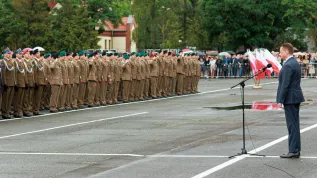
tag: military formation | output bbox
[0,48,201,119]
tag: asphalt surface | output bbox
[0,78,317,178]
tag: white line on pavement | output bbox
[191,122,317,178]
[0,112,148,140]
[0,81,279,123]
[0,152,144,157]
[1,152,317,159]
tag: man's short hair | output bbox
[281,43,294,54]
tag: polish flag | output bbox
[247,50,262,80]
[255,49,273,78]
[263,49,282,75]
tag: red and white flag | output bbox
[247,50,262,79]
[263,49,282,75]
[255,49,273,78]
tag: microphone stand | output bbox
[228,68,268,159]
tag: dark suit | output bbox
[276,56,304,153]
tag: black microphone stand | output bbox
[228,68,268,159]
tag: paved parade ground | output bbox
[0,78,317,178]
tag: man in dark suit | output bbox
[277,43,305,158]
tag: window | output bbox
[109,40,111,49]
[105,40,107,49]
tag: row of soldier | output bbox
[1,48,201,119]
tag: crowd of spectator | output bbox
[199,52,317,79]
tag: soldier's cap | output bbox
[14,48,22,54]
[59,51,66,57]
[107,53,113,57]
[114,53,118,56]
[2,48,11,54]
[0,55,4,59]
[78,51,85,57]
[44,53,51,59]
[102,51,107,56]
[176,54,179,57]
[123,54,129,60]
[130,52,136,56]
[33,49,39,54]
[87,53,93,58]
[66,52,73,56]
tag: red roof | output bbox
[48,2,58,9]
[104,17,135,31]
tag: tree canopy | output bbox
[0,0,130,52]
[1,0,317,52]
[132,0,317,51]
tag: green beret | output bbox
[123,54,130,60]
[0,55,3,59]
[78,51,84,57]
[131,52,136,56]
[59,51,66,57]
[44,53,51,59]
[87,53,93,58]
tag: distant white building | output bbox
[97,15,137,53]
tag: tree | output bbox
[13,0,51,49]
[48,0,99,52]
[282,0,317,51]
[0,0,25,49]
[201,0,289,51]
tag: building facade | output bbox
[97,15,137,53]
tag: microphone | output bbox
[262,63,272,71]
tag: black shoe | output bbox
[50,110,58,113]
[280,152,300,158]
[2,115,11,119]
[23,113,32,117]
[33,113,43,116]
[13,115,22,118]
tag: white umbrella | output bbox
[218,52,230,56]
[33,46,45,51]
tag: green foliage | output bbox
[0,0,19,49]
[0,0,129,52]
[201,0,288,50]
[47,0,99,52]
[1,0,316,52]
[132,0,317,51]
